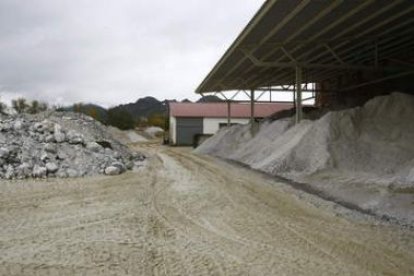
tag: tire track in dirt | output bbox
[161,146,414,275]
[166,149,338,258]
[154,149,329,274]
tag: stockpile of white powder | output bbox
[196,92,414,224]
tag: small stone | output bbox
[104,166,121,176]
[45,135,55,143]
[56,152,66,160]
[41,120,54,133]
[44,143,57,153]
[56,170,68,178]
[37,135,45,142]
[46,162,59,173]
[16,163,31,179]
[66,169,79,178]
[125,161,134,170]
[13,120,23,131]
[32,165,47,178]
[54,124,66,143]
[40,153,49,162]
[86,142,102,153]
[67,130,83,144]
[0,147,10,158]
[33,122,43,132]
[5,166,14,179]
[111,162,126,173]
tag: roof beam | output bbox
[242,48,411,71]
[324,44,345,64]
[338,70,414,92]
[280,47,297,62]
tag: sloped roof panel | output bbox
[196,0,414,93]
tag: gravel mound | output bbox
[0,111,145,179]
[144,126,164,137]
[196,92,414,224]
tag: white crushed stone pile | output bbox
[127,131,148,143]
[0,111,145,179]
[196,92,414,224]
[144,126,164,137]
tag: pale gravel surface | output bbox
[0,143,413,275]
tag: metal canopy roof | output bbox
[196,0,414,94]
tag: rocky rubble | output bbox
[0,111,145,179]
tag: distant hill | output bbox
[60,95,224,125]
[112,96,166,120]
[197,95,223,103]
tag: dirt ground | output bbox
[0,143,413,275]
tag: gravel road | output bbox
[1,144,413,275]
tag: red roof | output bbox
[169,102,293,118]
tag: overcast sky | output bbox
[0,0,263,107]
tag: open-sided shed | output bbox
[196,0,414,124]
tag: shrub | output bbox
[28,100,48,114]
[12,98,29,114]
[107,108,135,130]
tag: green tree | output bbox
[73,103,84,113]
[38,102,48,112]
[0,98,6,114]
[147,113,166,129]
[27,100,48,114]
[28,100,39,114]
[87,107,99,120]
[12,98,28,114]
[107,108,135,130]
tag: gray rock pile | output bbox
[0,111,145,179]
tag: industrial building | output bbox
[168,102,292,146]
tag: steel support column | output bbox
[250,89,255,133]
[295,67,303,124]
[227,100,231,127]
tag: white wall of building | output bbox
[169,116,177,144]
[203,117,249,134]
[169,116,249,145]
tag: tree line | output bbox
[68,103,166,130]
[0,97,166,131]
[0,97,48,115]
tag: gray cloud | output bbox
[0,0,262,107]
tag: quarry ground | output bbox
[1,142,414,275]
